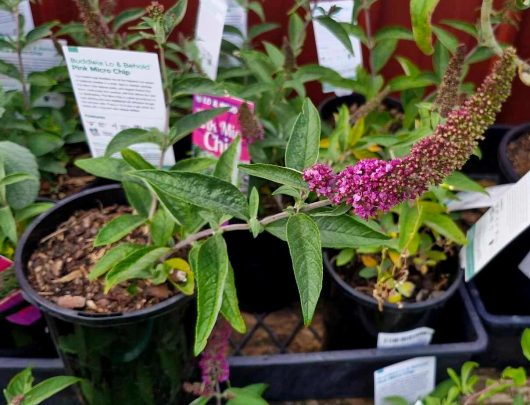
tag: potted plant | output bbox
[498,123,530,182]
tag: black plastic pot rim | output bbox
[498,122,530,183]
[324,251,463,312]
[14,184,190,327]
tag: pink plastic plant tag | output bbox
[192,94,252,163]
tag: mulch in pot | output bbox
[26,205,181,314]
[507,132,530,178]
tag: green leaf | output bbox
[336,248,354,266]
[163,0,188,35]
[220,263,246,333]
[14,202,53,223]
[0,60,19,80]
[272,185,302,200]
[432,26,458,53]
[249,187,259,219]
[105,129,165,157]
[239,163,307,189]
[248,2,265,21]
[226,386,268,405]
[441,19,478,39]
[171,107,229,145]
[516,0,530,9]
[314,215,389,248]
[287,213,322,326]
[422,212,467,245]
[288,12,305,56]
[263,41,285,69]
[195,234,229,355]
[149,208,174,246]
[399,201,423,252]
[214,136,241,185]
[171,157,216,172]
[27,72,57,87]
[121,149,155,170]
[375,26,414,42]
[75,157,130,181]
[248,22,280,42]
[133,170,249,220]
[384,396,409,405]
[105,247,170,292]
[94,214,147,247]
[501,367,527,387]
[3,367,33,403]
[373,39,398,72]
[112,8,145,32]
[0,173,36,188]
[21,376,80,405]
[123,181,151,218]
[315,15,354,54]
[359,267,377,279]
[285,98,321,171]
[88,243,143,280]
[0,142,39,210]
[521,328,530,361]
[443,172,486,193]
[25,22,57,46]
[389,74,436,91]
[26,133,64,157]
[410,0,440,55]
[466,46,494,65]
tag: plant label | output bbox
[377,327,434,349]
[192,94,251,163]
[0,254,12,271]
[0,39,66,108]
[220,0,247,68]
[462,171,530,281]
[374,357,436,405]
[312,0,363,96]
[445,184,512,212]
[63,46,175,166]
[195,0,229,79]
[0,0,34,36]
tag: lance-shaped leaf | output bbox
[239,163,307,189]
[194,234,229,354]
[220,263,246,333]
[214,135,241,185]
[105,129,166,157]
[132,170,249,220]
[399,202,424,252]
[287,213,323,326]
[410,0,440,55]
[20,376,80,405]
[94,214,147,247]
[285,98,321,171]
[75,157,130,181]
[88,243,144,280]
[422,212,467,245]
[170,107,229,145]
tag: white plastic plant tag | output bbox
[374,357,436,405]
[446,184,512,212]
[62,46,175,166]
[0,39,66,108]
[220,0,247,67]
[0,0,34,36]
[311,0,362,96]
[377,327,434,349]
[462,171,530,281]
[195,0,229,79]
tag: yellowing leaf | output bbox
[388,250,401,267]
[165,257,190,272]
[388,292,402,304]
[361,255,378,267]
[165,257,194,296]
[349,117,365,147]
[353,150,378,160]
[320,138,330,149]
[397,281,415,298]
[367,144,381,152]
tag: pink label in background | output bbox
[0,255,12,272]
[192,94,252,163]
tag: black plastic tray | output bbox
[0,286,486,402]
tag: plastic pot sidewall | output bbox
[324,251,463,348]
[498,123,530,183]
[14,184,195,404]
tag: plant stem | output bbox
[158,45,171,133]
[480,0,503,57]
[462,379,521,405]
[363,0,376,81]
[13,5,29,110]
[167,199,332,255]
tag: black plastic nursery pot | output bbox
[467,225,530,368]
[498,122,530,183]
[317,93,403,123]
[324,252,463,349]
[14,185,195,405]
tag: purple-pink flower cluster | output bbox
[198,319,231,394]
[305,49,517,219]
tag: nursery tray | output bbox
[229,286,486,401]
[0,287,486,403]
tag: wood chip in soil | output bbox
[27,205,179,314]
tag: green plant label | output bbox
[62,46,175,166]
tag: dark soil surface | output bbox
[335,254,454,304]
[27,205,179,313]
[507,132,530,178]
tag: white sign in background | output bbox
[62,46,175,166]
[0,0,34,36]
[462,171,530,281]
[374,357,436,405]
[220,0,247,67]
[312,0,363,96]
[195,0,229,80]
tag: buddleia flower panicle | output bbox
[238,103,264,144]
[304,48,517,219]
[73,0,113,48]
[434,44,467,117]
[350,87,391,123]
[146,1,165,20]
[198,320,231,395]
